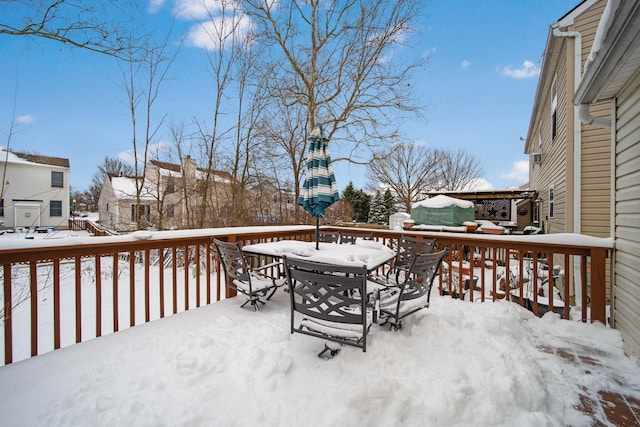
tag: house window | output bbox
[106,203,109,212]
[548,187,554,218]
[0,198,4,216]
[167,178,175,194]
[167,203,175,218]
[131,204,151,223]
[50,200,62,217]
[551,77,557,141]
[51,171,64,188]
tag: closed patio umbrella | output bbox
[298,124,340,249]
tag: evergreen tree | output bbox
[341,182,371,222]
[383,189,398,218]
[353,189,371,223]
[342,182,357,205]
[368,190,387,225]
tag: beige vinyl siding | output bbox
[529,40,570,234]
[613,70,640,359]
[581,101,612,237]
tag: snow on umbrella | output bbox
[297,124,340,248]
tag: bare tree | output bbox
[255,100,308,222]
[243,0,425,157]
[434,148,486,191]
[0,1,145,58]
[190,0,249,228]
[118,28,181,229]
[368,145,486,212]
[367,144,443,213]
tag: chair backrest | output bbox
[213,238,250,285]
[340,231,374,245]
[283,256,370,350]
[400,249,448,302]
[394,235,436,269]
[319,230,341,243]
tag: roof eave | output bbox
[575,1,640,104]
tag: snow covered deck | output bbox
[0,225,613,366]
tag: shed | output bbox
[411,195,475,226]
[389,212,410,230]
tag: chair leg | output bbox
[318,342,342,359]
[266,287,278,300]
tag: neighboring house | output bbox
[0,148,70,229]
[523,0,612,313]
[98,156,233,231]
[98,174,157,232]
[574,0,640,359]
[249,180,296,224]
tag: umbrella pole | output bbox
[316,218,320,250]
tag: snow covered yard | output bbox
[1,287,639,426]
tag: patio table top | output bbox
[242,239,395,272]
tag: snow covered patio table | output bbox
[242,239,395,273]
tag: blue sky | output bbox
[0,0,581,193]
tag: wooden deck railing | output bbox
[0,225,612,365]
[68,218,115,236]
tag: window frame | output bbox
[548,186,555,219]
[130,204,151,224]
[51,171,64,188]
[50,200,62,217]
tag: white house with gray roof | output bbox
[0,148,70,230]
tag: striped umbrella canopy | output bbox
[298,124,340,246]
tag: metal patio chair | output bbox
[283,256,374,358]
[318,230,341,243]
[378,249,448,330]
[339,231,374,245]
[387,235,436,285]
[213,238,284,310]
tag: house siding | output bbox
[0,155,70,229]
[526,0,609,305]
[581,100,612,238]
[529,39,570,235]
[613,70,640,358]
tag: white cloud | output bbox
[173,0,231,20]
[422,47,436,60]
[147,0,165,14]
[500,60,540,79]
[462,177,493,191]
[17,115,34,124]
[500,159,529,182]
[185,13,253,51]
[460,59,471,70]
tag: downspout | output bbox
[578,103,611,128]
[552,26,582,234]
[552,26,584,306]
